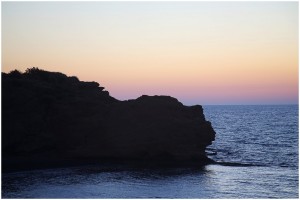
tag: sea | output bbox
[2,105,298,198]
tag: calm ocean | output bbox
[2,105,298,198]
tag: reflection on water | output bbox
[2,163,298,198]
[2,165,207,198]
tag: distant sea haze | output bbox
[2,105,298,198]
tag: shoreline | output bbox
[2,156,215,173]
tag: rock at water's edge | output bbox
[2,68,216,171]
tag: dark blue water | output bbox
[2,105,298,198]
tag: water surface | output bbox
[2,105,298,198]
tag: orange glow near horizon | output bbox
[2,2,298,105]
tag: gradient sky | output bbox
[2,1,298,105]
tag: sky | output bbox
[2,1,298,105]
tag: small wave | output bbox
[212,161,264,167]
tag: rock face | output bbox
[2,68,216,171]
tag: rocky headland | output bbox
[2,68,216,171]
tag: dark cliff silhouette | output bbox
[2,68,216,171]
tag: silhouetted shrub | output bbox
[24,67,69,84]
[25,67,42,74]
[9,70,23,78]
